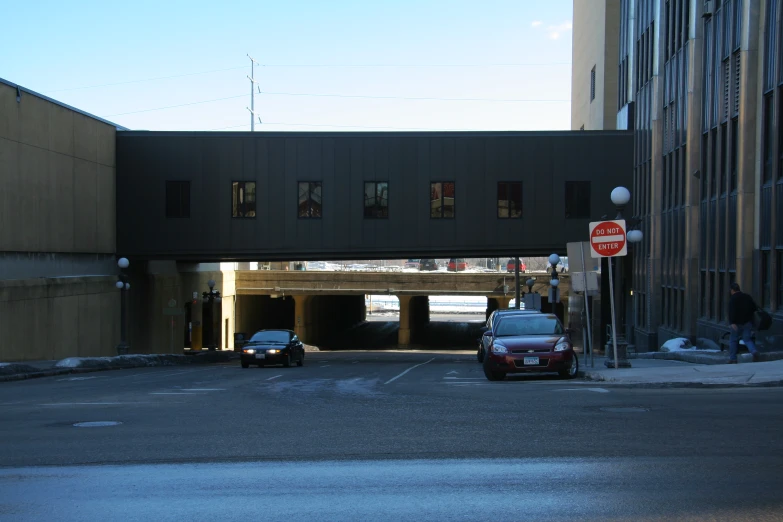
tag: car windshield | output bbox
[495,316,563,337]
[250,331,290,343]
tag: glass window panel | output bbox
[763,95,774,183]
[364,182,388,219]
[310,182,322,218]
[497,183,509,218]
[762,251,772,309]
[430,182,443,218]
[298,182,310,218]
[443,182,455,218]
[232,181,256,218]
[731,119,738,191]
[778,250,783,310]
[245,182,256,217]
[509,182,522,218]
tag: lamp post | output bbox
[116,257,130,355]
[548,254,561,314]
[605,186,636,369]
[202,279,222,351]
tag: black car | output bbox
[419,259,439,271]
[477,309,541,362]
[240,329,305,368]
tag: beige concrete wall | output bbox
[0,277,119,362]
[571,0,620,130]
[0,82,116,254]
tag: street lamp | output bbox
[526,278,535,294]
[548,254,561,312]
[605,186,635,369]
[116,257,130,355]
[202,280,222,351]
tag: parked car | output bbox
[447,258,468,272]
[240,329,305,368]
[477,309,541,362]
[419,259,439,271]
[506,259,527,273]
[481,313,578,380]
[404,259,420,269]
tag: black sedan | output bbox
[240,329,305,368]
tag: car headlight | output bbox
[267,349,279,354]
[244,349,255,354]
[555,342,570,352]
[491,344,508,354]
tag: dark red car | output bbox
[506,259,527,273]
[481,313,578,381]
[448,258,468,272]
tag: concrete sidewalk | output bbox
[581,356,783,387]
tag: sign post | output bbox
[589,220,627,369]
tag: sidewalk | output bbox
[581,356,783,387]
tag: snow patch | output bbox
[660,338,693,352]
[55,357,87,368]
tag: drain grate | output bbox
[600,407,649,413]
[73,421,123,428]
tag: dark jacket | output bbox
[729,291,757,324]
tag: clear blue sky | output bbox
[0,0,573,132]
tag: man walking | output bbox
[728,283,760,363]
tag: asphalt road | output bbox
[2,351,783,521]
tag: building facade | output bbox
[574,0,783,350]
[571,0,622,130]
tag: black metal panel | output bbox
[116,131,634,261]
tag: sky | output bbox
[0,0,574,132]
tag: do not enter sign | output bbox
[589,220,627,258]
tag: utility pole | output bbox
[247,54,259,131]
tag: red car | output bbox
[481,313,578,381]
[506,259,527,273]
[448,258,468,272]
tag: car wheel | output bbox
[483,367,505,381]
[559,354,579,379]
[283,354,292,368]
[241,362,249,369]
[297,353,304,367]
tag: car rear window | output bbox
[250,331,290,343]
[495,316,563,336]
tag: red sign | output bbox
[589,220,627,258]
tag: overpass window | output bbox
[231,181,256,218]
[430,182,455,218]
[165,181,190,218]
[298,181,322,218]
[565,181,591,219]
[497,182,522,218]
[364,182,389,218]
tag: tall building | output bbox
[574,0,783,350]
[571,0,621,130]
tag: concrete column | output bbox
[293,295,311,343]
[496,296,512,309]
[191,294,203,351]
[398,295,412,346]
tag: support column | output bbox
[398,295,412,346]
[191,293,203,351]
[293,295,311,343]
[495,296,512,309]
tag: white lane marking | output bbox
[384,358,436,385]
[446,371,459,375]
[41,402,135,406]
[352,361,359,364]
[266,375,283,381]
[56,376,98,382]
[149,392,199,395]
[180,388,226,392]
[556,387,610,393]
[320,365,331,368]
[443,377,484,380]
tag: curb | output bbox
[632,351,783,365]
[578,370,783,388]
[0,352,239,383]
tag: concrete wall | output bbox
[571,0,620,130]
[0,80,121,362]
[0,277,119,362]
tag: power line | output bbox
[106,94,248,117]
[45,65,247,93]
[259,90,569,103]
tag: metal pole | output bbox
[578,244,594,367]
[514,256,521,309]
[608,257,619,369]
[249,55,255,131]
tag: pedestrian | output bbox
[728,283,760,363]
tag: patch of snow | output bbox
[0,363,9,367]
[55,357,85,368]
[660,338,694,352]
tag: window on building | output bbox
[565,181,591,219]
[298,182,322,218]
[590,66,596,101]
[730,118,739,191]
[430,182,455,218]
[763,95,774,184]
[761,251,771,309]
[231,181,256,218]
[364,182,389,219]
[497,182,522,218]
[778,250,783,310]
[720,124,727,194]
[165,181,190,218]
[701,270,708,317]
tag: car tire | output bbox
[241,362,249,369]
[297,353,304,367]
[283,354,292,368]
[559,353,579,379]
[483,367,505,381]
